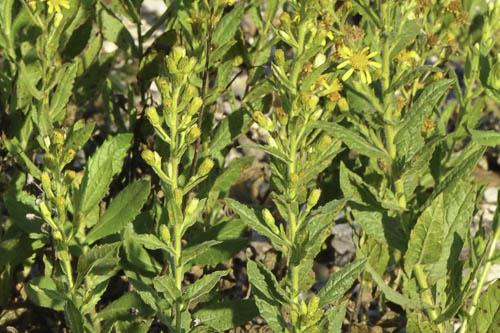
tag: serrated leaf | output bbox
[75,242,120,288]
[87,180,150,243]
[153,275,181,303]
[470,129,500,147]
[326,301,347,333]
[193,299,258,331]
[404,195,444,274]
[75,134,132,215]
[389,20,420,59]
[395,79,453,160]
[211,156,254,194]
[97,292,154,321]
[66,120,95,151]
[315,122,389,160]
[184,270,228,304]
[318,258,366,306]
[365,263,423,309]
[469,280,500,333]
[26,276,65,311]
[99,6,137,56]
[64,300,84,333]
[50,62,78,122]
[225,198,287,250]
[213,3,245,46]
[247,260,289,305]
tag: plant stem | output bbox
[459,219,500,333]
[414,264,443,332]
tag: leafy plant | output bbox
[0,0,499,332]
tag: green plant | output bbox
[0,0,499,332]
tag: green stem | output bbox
[459,220,500,333]
[414,264,443,332]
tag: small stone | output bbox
[484,187,498,204]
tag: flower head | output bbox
[45,0,70,15]
[337,47,381,84]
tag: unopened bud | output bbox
[188,97,203,116]
[338,97,349,112]
[53,229,63,241]
[145,106,161,127]
[187,125,201,144]
[62,149,76,165]
[300,300,308,316]
[141,149,162,169]
[313,54,326,68]
[275,49,285,66]
[198,158,214,176]
[307,95,320,110]
[252,111,273,131]
[185,198,200,217]
[52,129,65,147]
[308,295,320,314]
[41,172,53,198]
[174,188,184,206]
[307,189,321,208]
[39,201,52,223]
[171,46,186,63]
[159,224,171,244]
[44,153,57,170]
[262,208,279,234]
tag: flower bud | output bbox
[52,129,65,147]
[141,149,162,169]
[198,158,214,176]
[275,49,286,66]
[174,188,184,206]
[53,229,63,241]
[308,295,320,314]
[187,97,203,116]
[300,300,308,316]
[145,106,161,127]
[313,54,326,68]
[41,172,54,199]
[171,46,186,63]
[185,198,200,217]
[338,97,349,112]
[262,208,279,234]
[39,201,52,223]
[159,224,171,244]
[307,189,321,209]
[62,149,76,165]
[43,153,57,170]
[252,111,273,131]
[187,125,201,144]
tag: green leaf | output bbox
[318,258,366,306]
[225,198,287,250]
[326,301,348,333]
[97,292,154,321]
[64,300,84,333]
[389,20,420,59]
[213,3,245,46]
[49,62,78,123]
[470,129,500,147]
[404,194,444,274]
[26,277,65,311]
[75,133,132,215]
[239,143,291,163]
[98,6,137,56]
[211,156,254,194]
[365,263,423,309]
[153,275,181,303]
[75,242,120,288]
[318,122,389,160]
[193,299,259,331]
[86,180,150,243]
[192,238,247,266]
[247,260,289,305]
[395,79,453,160]
[184,270,229,304]
[469,280,500,333]
[66,120,95,151]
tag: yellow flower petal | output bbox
[368,51,378,58]
[342,68,354,81]
[337,60,351,69]
[369,61,382,69]
[359,70,367,84]
[365,70,372,84]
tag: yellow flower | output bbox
[396,50,421,69]
[45,0,70,15]
[337,47,381,84]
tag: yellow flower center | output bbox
[350,51,370,71]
